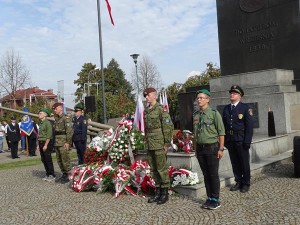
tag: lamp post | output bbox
[130,54,139,94]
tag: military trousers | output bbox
[147,149,170,188]
[55,146,71,174]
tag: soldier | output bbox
[52,102,74,184]
[6,116,21,159]
[72,102,87,165]
[193,89,225,210]
[38,108,56,182]
[222,85,254,193]
[143,87,174,205]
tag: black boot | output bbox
[148,187,161,203]
[56,173,69,183]
[157,188,169,204]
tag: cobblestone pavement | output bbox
[0,155,300,225]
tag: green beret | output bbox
[39,108,50,117]
[196,89,211,96]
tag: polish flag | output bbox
[105,0,115,25]
[134,95,145,133]
[162,90,169,113]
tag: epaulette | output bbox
[193,110,200,115]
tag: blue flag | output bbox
[20,107,34,135]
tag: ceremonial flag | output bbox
[159,92,163,105]
[20,107,34,135]
[105,0,115,25]
[162,90,169,113]
[134,95,145,133]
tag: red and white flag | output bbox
[134,95,145,133]
[162,90,169,113]
[105,0,115,25]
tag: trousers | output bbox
[39,141,55,176]
[196,143,220,199]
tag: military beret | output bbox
[74,102,84,112]
[143,87,157,97]
[229,85,244,97]
[39,108,50,117]
[196,89,211,96]
[11,116,16,120]
[52,102,63,109]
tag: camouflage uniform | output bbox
[54,113,73,174]
[144,102,174,188]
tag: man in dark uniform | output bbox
[143,87,174,205]
[222,85,254,193]
[72,102,87,165]
[6,116,21,159]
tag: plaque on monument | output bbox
[216,0,300,88]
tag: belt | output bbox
[227,130,244,135]
[55,132,66,135]
[197,143,218,148]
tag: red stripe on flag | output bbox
[105,0,115,25]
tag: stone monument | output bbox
[217,0,300,89]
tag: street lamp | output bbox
[130,54,139,94]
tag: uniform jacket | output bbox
[72,115,87,142]
[6,123,21,142]
[222,102,254,145]
[144,102,174,150]
[54,114,74,146]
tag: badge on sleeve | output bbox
[248,108,253,116]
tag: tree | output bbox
[0,48,31,108]
[132,55,162,93]
[182,62,221,91]
[74,59,135,122]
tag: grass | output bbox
[0,151,78,171]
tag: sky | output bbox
[0,0,220,108]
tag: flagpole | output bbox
[97,0,107,124]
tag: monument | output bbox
[217,0,300,89]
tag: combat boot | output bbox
[157,188,169,204]
[56,173,68,184]
[148,187,161,203]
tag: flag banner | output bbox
[163,90,169,113]
[134,95,145,133]
[20,107,34,135]
[105,0,115,25]
[159,92,163,105]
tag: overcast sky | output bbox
[0,0,220,107]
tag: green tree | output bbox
[182,62,221,91]
[74,59,135,123]
[163,83,183,124]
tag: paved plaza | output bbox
[0,148,299,225]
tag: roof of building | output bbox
[1,87,57,101]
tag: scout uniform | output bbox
[53,102,74,183]
[193,89,225,209]
[222,85,254,192]
[38,108,55,181]
[144,87,174,205]
[72,103,87,165]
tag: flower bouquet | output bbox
[171,130,194,153]
[168,166,199,187]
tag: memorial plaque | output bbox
[216,0,300,88]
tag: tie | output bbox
[231,105,235,110]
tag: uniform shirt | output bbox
[38,119,52,141]
[73,115,87,142]
[144,102,174,150]
[54,114,73,146]
[193,106,225,144]
[222,102,254,144]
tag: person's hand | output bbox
[43,145,47,152]
[163,145,169,154]
[64,143,70,150]
[243,143,251,149]
[217,150,223,159]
